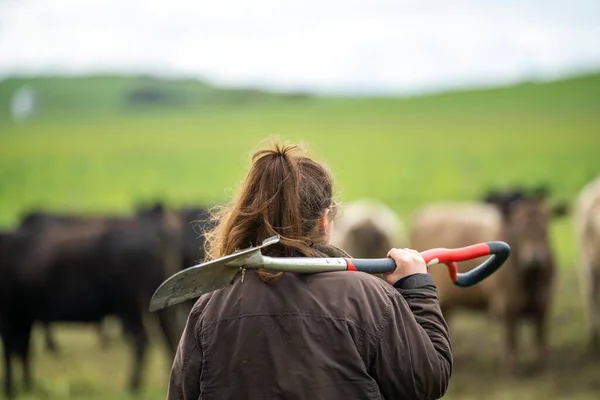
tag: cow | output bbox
[136,203,213,269]
[176,207,213,268]
[330,199,408,258]
[409,188,566,376]
[19,210,108,354]
[15,204,213,354]
[16,211,116,355]
[135,203,214,320]
[575,175,600,349]
[0,209,184,398]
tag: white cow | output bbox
[331,199,407,259]
[575,175,600,348]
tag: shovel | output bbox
[149,235,510,312]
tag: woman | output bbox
[168,141,452,400]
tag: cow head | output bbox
[484,187,567,272]
[135,201,165,218]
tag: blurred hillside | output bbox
[0,75,311,123]
[1,71,599,232]
[0,72,599,124]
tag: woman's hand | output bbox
[384,248,428,285]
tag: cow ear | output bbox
[150,202,165,214]
[483,190,500,204]
[483,189,523,219]
[134,198,165,217]
[531,184,551,200]
[487,197,515,219]
[551,202,568,218]
[483,186,523,204]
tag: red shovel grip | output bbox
[346,241,510,287]
[420,241,510,287]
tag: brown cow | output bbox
[409,190,566,375]
[331,199,407,258]
[575,175,600,348]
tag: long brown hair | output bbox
[203,140,348,282]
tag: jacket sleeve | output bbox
[167,306,203,400]
[369,273,452,400]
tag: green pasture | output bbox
[0,73,599,399]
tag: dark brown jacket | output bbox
[167,268,452,400]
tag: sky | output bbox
[0,0,599,95]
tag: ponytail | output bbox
[204,140,339,282]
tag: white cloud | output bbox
[0,0,599,94]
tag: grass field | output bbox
[1,73,600,399]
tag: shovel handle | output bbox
[346,241,510,287]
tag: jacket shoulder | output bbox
[312,271,400,315]
[189,291,215,319]
[334,271,398,297]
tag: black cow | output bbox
[135,203,213,269]
[14,204,214,356]
[0,210,184,398]
[136,204,215,316]
[176,207,213,268]
[17,212,115,354]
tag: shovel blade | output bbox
[148,261,238,311]
[148,235,280,311]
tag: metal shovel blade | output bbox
[149,235,281,311]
